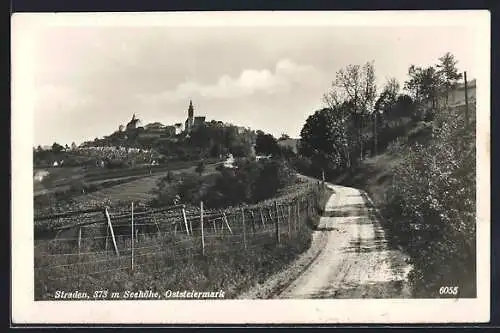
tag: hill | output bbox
[329,102,476,298]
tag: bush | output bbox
[195,161,206,175]
[407,121,433,145]
[385,108,476,297]
[106,159,127,169]
[251,159,295,202]
[201,159,296,209]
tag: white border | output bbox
[11,10,491,324]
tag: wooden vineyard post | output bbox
[222,212,233,234]
[275,201,280,245]
[298,198,302,223]
[260,208,266,228]
[464,71,469,128]
[104,207,120,256]
[296,200,300,232]
[181,205,190,236]
[200,201,205,256]
[77,227,82,256]
[250,210,256,236]
[105,222,109,253]
[287,204,292,239]
[153,215,161,236]
[131,202,135,272]
[77,226,82,289]
[241,207,247,250]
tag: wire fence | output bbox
[34,181,327,295]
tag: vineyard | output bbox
[34,180,329,299]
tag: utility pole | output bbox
[373,112,378,156]
[464,71,469,128]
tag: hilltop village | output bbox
[34,100,299,169]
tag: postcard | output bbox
[11,10,490,324]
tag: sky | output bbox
[30,19,479,146]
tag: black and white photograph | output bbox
[12,10,490,324]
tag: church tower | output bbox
[185,100,195,132]
[188,100,194,118]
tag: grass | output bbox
[36,158,220,194]
[307,185,335,229]
[34,160,222,214]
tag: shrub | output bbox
[252,159,295,202]
[385,108,476,297]
[106,159,127,169]
[201,159,296,209]
[407,121,433,145]
[176,173,207,204]
[195,161,206,175]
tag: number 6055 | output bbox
[439,286,459,295]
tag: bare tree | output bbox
[323,60,377,164]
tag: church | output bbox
[184,100,206,133]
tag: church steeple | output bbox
[188,100,194,118]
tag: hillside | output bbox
[329,102,476,297]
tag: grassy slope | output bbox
[73,163,220,204]
[333,152,403,207]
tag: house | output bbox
[223,153,236,169]
[34,170,49,182]
[126,114,140,131]
[425,79,477,110]
[174,123,183,135]
[193,116,206,128]
[164,126,176,137]
[52,160,64,167]
[145,122,164,130]
[256,155,272,161]
[277,138,299,154]
[236,126,247,134]
[446,79,476,106]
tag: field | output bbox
[34,158,220,196]
[34,159,222,214]
[73,162,220,204]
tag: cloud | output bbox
[137,59,319,104]
[35,84,95,116]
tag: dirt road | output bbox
[240,182,413,299]
[277,183,412,299]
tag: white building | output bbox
[223,154,236,168]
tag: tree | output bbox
[71,142,77,150]
[436,52,463,104]
[404,65,443,106]
[323,61,377,163]
[279,133,290,141]
[51,142,64,153]
[300,108,346,172]
[375,78,401,126]
[230,141,252,158]
[255,132,280,156]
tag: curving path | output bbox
[275,183,412,299]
